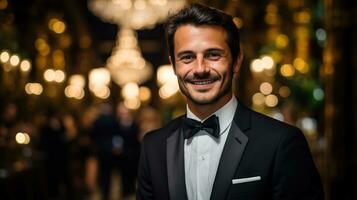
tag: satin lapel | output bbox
[167,126,188,200]
[210,121,249,200]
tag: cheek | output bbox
[175,65,191,78]
[211,61,232,76]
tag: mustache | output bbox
[184,74,220,82]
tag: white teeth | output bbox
[193,80,213,85]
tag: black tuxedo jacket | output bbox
[137,102,324,200]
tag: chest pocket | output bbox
[227,181,264,199]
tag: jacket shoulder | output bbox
[142,115,184,144]
[242,105,304,141]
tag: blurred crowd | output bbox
[0,102,163,200]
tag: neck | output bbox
[187,93,233,120]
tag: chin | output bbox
[188,93,220,105]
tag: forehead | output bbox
[173,24,229,53]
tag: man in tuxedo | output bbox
[137,3,323,200]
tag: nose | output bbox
[194,55,209,75]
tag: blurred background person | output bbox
[38,111,72,200]
[79,106,99,198]
[62,113,83,199]
[91,103,122,200]
[116,102,140,199]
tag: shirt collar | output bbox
[186,96,238,135]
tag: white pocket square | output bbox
[232,176,261,184]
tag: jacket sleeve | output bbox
[272,128,324,200]
[136,138,154,200]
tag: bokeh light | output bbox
[280,64,295,77]
[265,94,279,107]
[260,82,273,95]
[20,60,31,72]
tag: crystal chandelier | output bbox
[88,0,186,30]
[88,0,186,86]
[107,28,153,86]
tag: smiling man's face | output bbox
[172,24,240,107]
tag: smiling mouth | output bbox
[191,80,215,85]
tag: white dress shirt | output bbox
[184,96,238,200]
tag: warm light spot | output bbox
[233,17,243,29]
[280,64,295,77]
[25,84,32,94]
[94,85,110,99]
[59,34,72,48]
[35,38,50,56]
[279,86,291,98]
[25,83,43,95]
[261,55,275,70]
[75,90,85,99]
[49,18,66,34]
[16,132,26,144]
[0,0,8,10]
[20,60,31,72]
[113,0,132,10]
[157,65,176,85]
[270,51,282,63]
[265,94,278,107]
[324,64,334,75]
[24,133,30,144]
[149,0,167,6]
[9,54,20,66]
[252,93,265,106]
[14,161,26,172]
[294,11,311,24]
[32,83,43,95]
[293,58,309,73]
[134,0,146,10]
[159,84,179,99]
[40,45,50,56]
[89,68,111,86]
[54,70,66,83]
[0,50,10,63]
[16,132,31,144]
[250,59,264,73]
[35,38,46,50]
[139,86,151,102]
[266,3,278,13]
[295,27,309,38]
[44,69,56,82]
[265,13,279,25]
[122,82,139,99]
[260,82,273,95]
[65,85,84,99]
[53,49,65,68]
[124,98,141,110]
[69,74,85,88]
[275,34,289,48]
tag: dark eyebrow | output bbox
[177,50,194,58]
[205,48,225,53]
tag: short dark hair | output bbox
[165,3,240,65]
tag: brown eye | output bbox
[179,54,195,63]
[205,52,222,60]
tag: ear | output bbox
[169,56,177,74]
[233,50,243,79]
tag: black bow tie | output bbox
[182,115,220,139]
